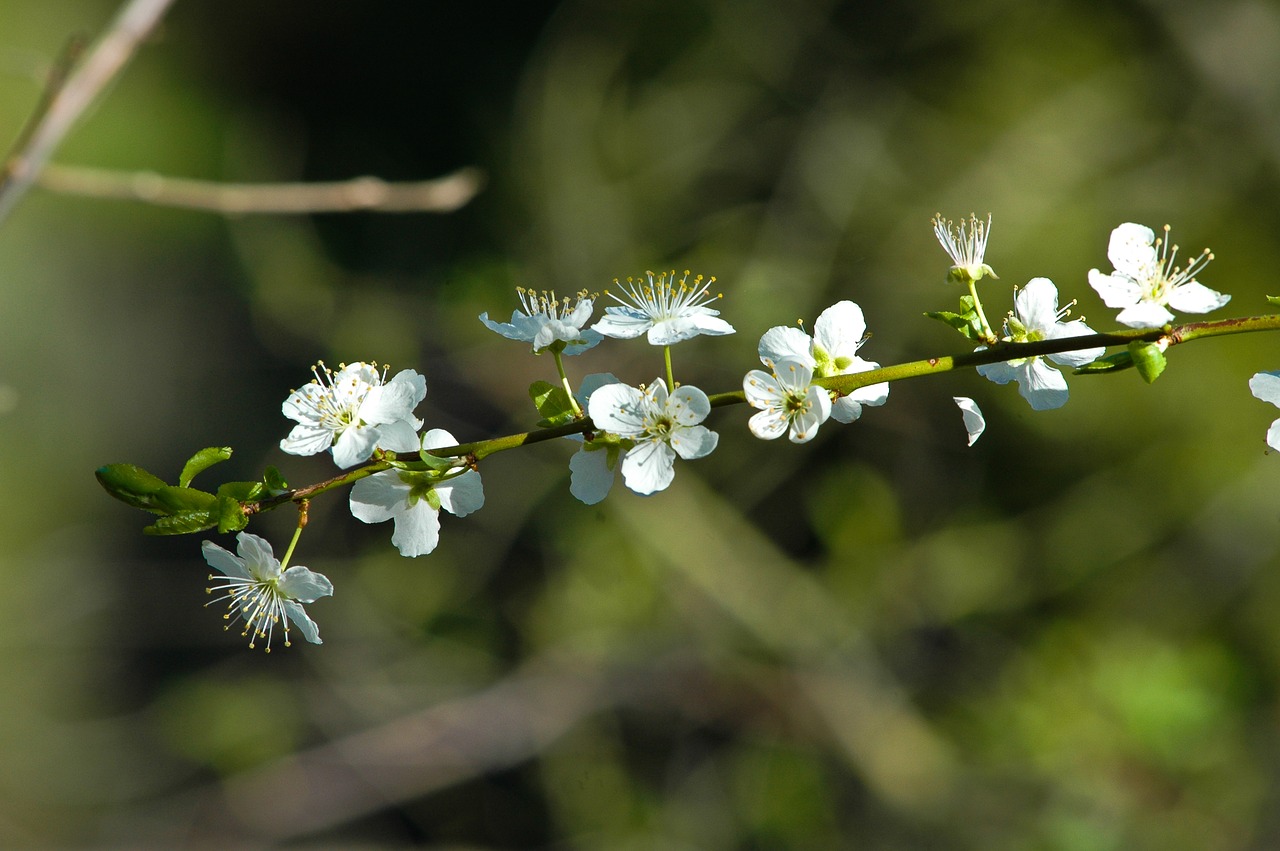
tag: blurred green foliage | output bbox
[2,0,1280,846]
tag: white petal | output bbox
[592,308,652,339]
[391,500,442,557]
[620,440,676,495]
[813,300,867,362]
[787,388,831,443]
[757,326,813,368]
[976,360,1019,386]
[1014,278,1061,332]
[332,424,379,468]
[360,369,426,425]
[1088,269,1142,309]
[576,373,622,406]
[278,566,335,604]
[648,312,734,345]
[201,540,251,580]
[236,532,280,580]
[748,408,790,440]
[670,425,718,460]
[588,383,647,436]
[1045,319,1105,367]
[349,471,409,524]
[1249,371,1280,408]
[479,311,535,342]
[666,385,711,426]
[1017,360,1069,411]
[562,328,603,356]
[1107,222,1157,275]
[743,370,785,407]
[1115,302,1174,329]
[568,446,616,505]
[279,424,333,457]
[1268,419,1280,453]
[375,419,422,453]
[953,396,985,446]
[421,428,460,452]
[830,396,862,424]
[282,600,323,644]
[1165,281,1230,314]
[436,470,484,517]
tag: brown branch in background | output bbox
[36,163,487,214]
[0,0,178,225]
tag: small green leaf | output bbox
[418,449,460,470]
[1075,351,1135,375]
[1267,295,1280,307]
[262,466,289,494]
[529,380,576,426]
[144,509,217,536]
[179,447,233,488]
[217,481,264,502]
[1128,341,1167,384]
[924,296,984,342]
[153,485,219,513]
[96,464,168,512]
[216,496,249,533]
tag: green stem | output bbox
[251,312,1280,511]
[664,345,675,390]
[553,349,584,417]
[279,509,306,568]
[969,279,997,344]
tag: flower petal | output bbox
[953,396,985,446]
[588,383,647,436]
[1107,222,1157,275]
[332,424,379,469]
[667,385,711,426]
[201,540,251,580]
[436,470,484,517]
[592,308,652,340]
[1017,359,1069,411]
[569,446,616,505]
[1088,270,1143,309]
[1165,280,1230,314]
[757,325,813,368]
[375,419,422,453]
[279,423,334,457]
[813,300,867,362]
[670,424,718,460]
[1249,371,1280,408]
[278,565,335,604]
[349,471,409,524]
[236,532,281,581]
[620,440,676,495]
[282,600,323,644]
[1115,302,1174,329]
[748,408,790,440]
[391,500,442,557]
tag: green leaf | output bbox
[1128,341,1167,384]
[529,379,578,428]
[1075,351,1135,375]
[96,464,168,512]
[144,509,217,536]
[153,485,219,513]
[217,481,264,502]
[216,496,249,533]
[418,449,460,470]
[262,466,289,494]
[1267,295,1280,307]
[179,447,233,488]
[924,296,984,342]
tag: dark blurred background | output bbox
[3,0,1280,846]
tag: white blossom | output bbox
[349,428,484,557]
[592,269,734,345]
[976,278,1104,411]
[587,378,718,495]
[1088,222,1227,328]
[568,373,624,505]
[757,300,888,423]
[933,213,997,284]
[479,287,602,354]
[743,357,831,443]
[202,532,333,651]
[281,362,425,468]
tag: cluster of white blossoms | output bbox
[182,215,1256,652]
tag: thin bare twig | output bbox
[36,163,487,214]
[0,0,177,225]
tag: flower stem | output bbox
[553,349,583,417]
[664,345,675,389]
[969,279,997,344]
[279,504,307,568]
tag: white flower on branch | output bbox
[1088,222,1227,328]
[587,378,718,495]
[933,212,998,285]
[756,300,888,423]
[592,269,735,345]
[202,532,333,651]
[976,278,1104,411]
[479,287,602,355]
[280,362,425,469]
[743,357,831,443]
[348,429,485,557]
